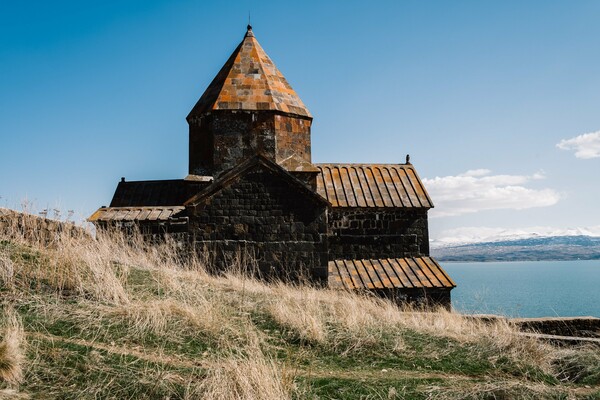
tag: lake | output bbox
[442,260,600,318]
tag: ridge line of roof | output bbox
[116,179,189,184]
[314,163,414,167]
[251,35,278,108]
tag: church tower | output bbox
[187,25,315,178]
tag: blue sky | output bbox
[1,0,599,242]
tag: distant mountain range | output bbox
[430,235,600,262]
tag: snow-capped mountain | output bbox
[430,226,600,249]
[430,235,600,262]
[429,227,600,261]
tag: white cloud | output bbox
[430,225,600,248]
[556,131,600,159]
[423,170,560,218]
[460,169,491,177]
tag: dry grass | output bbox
[0,253,14,288]
[255,281,551,369]
[107,297,251,351]
[0,208,598,399]
[0,308,25,386]
[267,284,327,344]
[0,208,211,305]
[552,346,600,384]
[191,346,294,400]
[429,380,558,400]
[0,389,29,400]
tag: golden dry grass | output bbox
[0,309,25,386]
[191,347,295,400]
[0,209,598,399]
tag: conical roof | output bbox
[187,26,311,119]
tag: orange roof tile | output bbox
[328,257,455,290]
[188,26,311,119]
[315,164,433,208]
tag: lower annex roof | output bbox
[329,257,455,290]
[88,207,185,222]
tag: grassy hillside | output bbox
[0,216,599,399]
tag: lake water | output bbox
[442,260,600,318]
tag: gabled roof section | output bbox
[315,164,433,209]
[184,154,329,207]
[187,26,311,119]
[329,257,455,290]
[110,179,211,207]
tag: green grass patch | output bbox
[294,376,444,400]
[24,336,205,400]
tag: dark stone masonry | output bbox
[186,156,329,281]
[328,209,430,261]
[90,25,456,307]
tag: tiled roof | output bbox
[315,164,433,208]
[328,257,455,290]
[187,26,311,119]
[88,207,186,222]
[110,179,210,208]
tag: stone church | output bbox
[90,26,455,306]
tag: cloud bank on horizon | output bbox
[423,169,561,218]
[430,225,600,247]
[557,131,600,159]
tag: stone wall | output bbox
[328,209,430,260]
[363,287,451,309]
[513,317,600,338]
[273,114,312,164]
[95,219,188,239]
[187,163,328,283]
[0,208,84,244]
[188,110,312,176]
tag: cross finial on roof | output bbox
[245,22,254,38]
